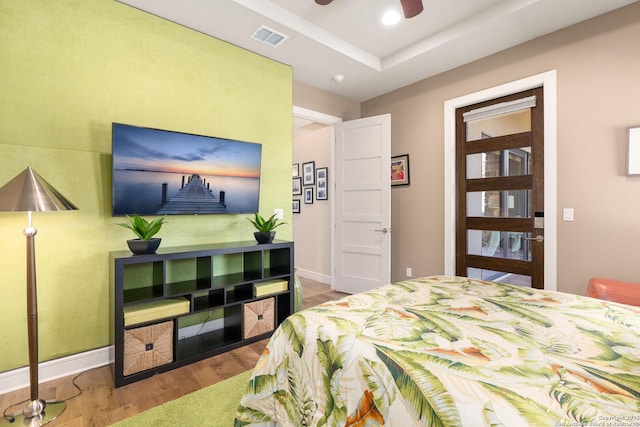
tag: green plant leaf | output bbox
[375,346,461,426]
[484,298,553,328]
[316,327,349,426]
[480,381,562,423]
[279,316,307,357]
[247,212,286,232]
[233,405,274,426]
[359,358,397,416]
[271,358,309,426]
[117,214,166,240]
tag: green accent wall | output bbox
[0,0,292,372]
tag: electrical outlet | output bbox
[406,267,412,277]
[274,208,284,220]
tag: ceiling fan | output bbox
[315,0,424,19]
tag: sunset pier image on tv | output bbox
[112,123,262,216]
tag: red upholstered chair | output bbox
[587,278,640,307]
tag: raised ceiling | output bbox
[117,0,635,102]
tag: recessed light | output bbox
[381,10,401,26]
[332,74,345,83]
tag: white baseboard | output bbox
[0,346,113,396]
[295,268,330,285]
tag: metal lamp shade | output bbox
[0,166,78,212]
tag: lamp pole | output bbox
[24,212,43,416]
[0,167,77,425]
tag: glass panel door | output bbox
[456,87,544,289]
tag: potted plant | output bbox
[247,212,286,244]
[118,214,167,254]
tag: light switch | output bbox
[273,208,284,220]
[563,208,574,221]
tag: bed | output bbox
[234,276,640,426]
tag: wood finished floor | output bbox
[0,278,347,426]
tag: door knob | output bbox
[374,227,390,233]
[523,235,544,243]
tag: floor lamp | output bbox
[0,167,77,426]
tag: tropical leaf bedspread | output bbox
[234,276,640,426]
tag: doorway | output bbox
[443,71,557,291]
[292,106,340,287]
[456,87,543,288]
[292,107,392,293]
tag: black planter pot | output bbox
[254,231,275,244]
[127,238,162,255]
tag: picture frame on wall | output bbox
[292,177,302,195]
[304,187,313,204]
[302,161,315,186]
[316,167,328,200]
[292,199,300,213]
[293,163,299,177]
[391,154,410,186]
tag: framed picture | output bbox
[316,167,328,200]
[292,163,299,177]
[302,161,315,186]
[304,187,313,204]
[292,177,302,195]
[292,199,300,213]
[391,154,410,186]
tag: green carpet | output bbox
[111,370,252,426]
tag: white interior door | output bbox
[333,114,391,294]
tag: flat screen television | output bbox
[112,123,262,216]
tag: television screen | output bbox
[112,123,261,216]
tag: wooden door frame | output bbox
[443,71,558,291]
[456,87,543,288]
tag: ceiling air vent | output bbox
[250,25,289,47]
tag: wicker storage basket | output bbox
[243,297,275,339]
[123,321,173,376]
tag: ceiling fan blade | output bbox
[315,0,334,5]
[399,0,423,18]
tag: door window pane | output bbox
[467,230,531,260]
[468,268,531,287]
[467,148,531,179]
[467,190,531,217]
[466,109,531,142]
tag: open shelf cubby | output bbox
[176,305,242,361]
[110,240,294,387]
[192,289,225,311]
